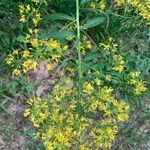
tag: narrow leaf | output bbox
[46,13,74,21]
[80,0,91,6]
[84,17,106,29]
[39,31,75,39]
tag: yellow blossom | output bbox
[117,113,129,122]
[23,50,30,58]
[95,78,103,85]
[47,39,60,49]
[62,45,69,51]
[12,50,19,55]
[19,15,26,23]
[6,55,14,65]
[105,75,112,81]
[32,0,40,4]
[46,63,53,71]
[83,82,94,94]
[24,108,30,117]
[30,38,39,47]
[134,82,147,95]
[23,60,38,71]
[112,65,124,72]
[32,12,42,26]
[12,69,21,76]
[26,98,34,105]
[80,145,88,150]
[129,71,140,78]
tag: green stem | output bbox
[76,0,82,92]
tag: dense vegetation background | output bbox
[0,0,149,149]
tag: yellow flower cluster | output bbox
[105,74,112,81]
[19,4,42,26]
[128,71,147,95]
[83,82,94,94]
[24,77,130,149]
[112,54,125,72]
[7,0,69,76]
[23,60,38,72]
[6,41,64,76]
[115,0,150,25]
[6,49,37,76]
[12,69,21,76]
[99,37,125,72]
[90,0,107,11]
[6,54,15,65]
[79,36,93,55]
[99,37,125,73]
[6,48,37,76]
[32,0,49,5]
[24,97,49,127]
[99,37,118,53]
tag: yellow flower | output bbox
[89,101,98,111]
[115,0,125,6]
[30,61,38,70]
[100,43,111,50]
[90,2,96,9]
[83,82,93,94]
[56,132,69,143]
[117,113,129,122]
[47,39,60,49]
[23,50,30,58]
[12,69,21,76]
[6,55,14,65]
[45,142,55,150]
[95,78,103,85]
[80,145,88,150]
[112,65,124,72]
[129,71,140,78]
[106,127,116,140]
[32,0,40,4]
[113,54,124,65]
[19,15,26,23]
[12,50,19,55]
[28,28,33,34]
[98,0,106,11]
[26,4,31,12]
[23,60,38,71]
[115,0,150,23]
[24,108,30,117]
[134,82,147,95]
[62,45,68,51]
[19,4,25,14]
[30,38,39,47]
[32,12,42,26]
[90,0,106,11]
[26,98,34,105]
[86,41,92,49]
[51,55,61,62]
[105,75,112,81]
[46,63,53,71]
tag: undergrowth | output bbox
[0,0,149,150]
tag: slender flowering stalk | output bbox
[76,0,82,93]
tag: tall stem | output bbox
[76,0,82,90]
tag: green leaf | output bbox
[39,31,75,39]
[83,53,99,62]
[84,17,106,29]
[80,0,91,6]
[16,35,26,42]
[45,13,74,21]
[8,80,19,94]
